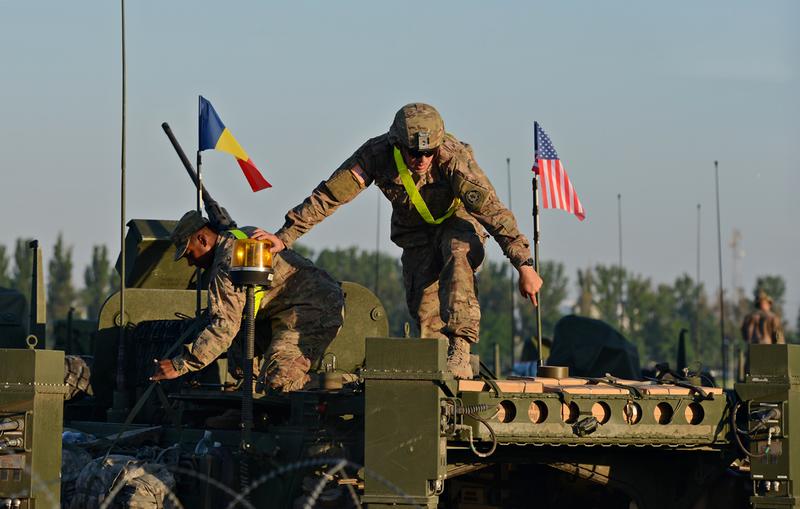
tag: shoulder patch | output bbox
[462,186,486,211]
[453,172,489,212]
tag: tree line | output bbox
[0,236,795,372]
[0,236,119,326]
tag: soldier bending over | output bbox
[268,103,542,378]
[151,210,344,391]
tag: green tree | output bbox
[12,238,34,303]
[109,267,121,294]
[640,283,681,364]
[695,287,722,368]
[593,265,626,328]
[574,267,595,317]
[313,246,411,336]
[476,260,514,369]
[291,242,314,260]
[0,244,11,288]
[623,273,654,359]
[47,233,76,323]
[83,245,111,320]
[518,261,569,342]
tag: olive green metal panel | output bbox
[363,338,447,508]
[749,344,800,380]
[115,219,198,289]
[736,344,800,508]
[93,288,205,408]
[459,390,729,446]
[311,282,388,374]
[97,288,204,330]
[29,243,46,346]
[0,348,65,385]
[362,337,450,380]
[0,348,65,507]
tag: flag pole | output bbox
[532,122,544,368]
[507,157,516,374]
[195,149,203,318]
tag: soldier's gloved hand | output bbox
[518,265,543,306]
[150,358,181,381]
[250,228,286,253]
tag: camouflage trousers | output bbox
[401,216,486,345]
[228,268,344,392]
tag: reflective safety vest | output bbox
[393,147,460,225]
[227,229,266,315]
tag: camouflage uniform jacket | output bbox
[276,133,532,267]
[741,309,785,345]
[172,227,319,375]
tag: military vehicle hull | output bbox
[1,220,794,508]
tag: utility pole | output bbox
[507,157,516,373]
[714,161,727,388]
[617,193,624,331]
[695,203,701,359]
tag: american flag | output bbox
[532,122,586,221]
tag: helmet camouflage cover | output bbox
[388,103,445,150]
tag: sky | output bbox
[1,1,798,325]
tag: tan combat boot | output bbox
[447,338,474,379]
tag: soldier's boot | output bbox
[447,338,474,379]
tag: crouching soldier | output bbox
[151,210,344,392]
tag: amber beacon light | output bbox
[229,237,273,455]
[230,238,274,287]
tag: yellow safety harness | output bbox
[227,229,266,315]
[394,147,460,225]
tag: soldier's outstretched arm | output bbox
[275,153,372,248]
[151,266,246,380]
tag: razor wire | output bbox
[224,456,422,509]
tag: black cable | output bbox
[730,400,766,458]
[466,413,497,458]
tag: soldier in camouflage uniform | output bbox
[151,210,344,392]
[741,290,785,345]
[268,103,543,378]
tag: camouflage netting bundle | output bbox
[62,446,93,507]
[69,454,178,509]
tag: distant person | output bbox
[741,290,784,345]
[151,210,344,392]
[268,103,543,379]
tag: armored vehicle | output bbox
[0,223,796,509]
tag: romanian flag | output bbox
[199,96,271,191]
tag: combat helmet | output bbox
[388,103,445,151]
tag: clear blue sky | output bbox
[1,1,798,325]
